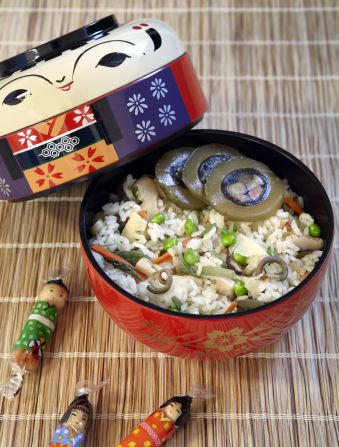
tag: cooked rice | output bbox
[90,176,323,315]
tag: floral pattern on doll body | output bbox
[0,20,185,136]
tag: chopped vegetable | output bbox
[121,212,147,244]
[255,256,288,281]
[182,237,192,248]
[162,236,179,251]
[114,249,147,265]
[133,176,160,216]
[220,230,237,246]
[309,222,321,237]
[91,245,145,281]
[171,296,182,311]
[233,280,247,297]
[214,277,235,298]
[137,210,148,219]
[236,298,264,311]
[225,302,237,313]
[231,233,267,257]
[184,218,198,236]
[147,269,173,294]
[151,213,166,224]
[232,253,248,265]
[135,257,157,277]
[173,256,197,275]
[201,223,217,237]
[152,252,172,265]
[267,246,275,256]
[200,265,235,279]
[183,248,200,266]
[291,235,323,251]
[283,197,304,215]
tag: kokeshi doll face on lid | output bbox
[38,282,68,310]
[0,19,185,137]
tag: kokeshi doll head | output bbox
[160,395,193,426]
[38,279,69,310]
[0,19,184,136]
[60,393,93,435]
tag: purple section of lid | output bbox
[0,150,32,200]
[105,65,191,159]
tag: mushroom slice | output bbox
[121,212,147,244]
[132,176,159,217]
[255,256,288,281]
[147,269,173,294]
[291,235,323,251]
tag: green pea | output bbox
[151,213,166,224]
[267,246,275,256]
[220,230,237,246]
[234,280,248,297]
[163,236,179,251]
[183,248,200,266]
[232,253,248,265]
[309,223,321,237]
[184,218,198,236]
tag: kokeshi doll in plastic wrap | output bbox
[50,389,93,447]
[116,395,193,447]
[0,278,69,398]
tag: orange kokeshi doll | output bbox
[116,395,192,447]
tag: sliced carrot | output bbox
[283,197,304,215]
[137,210,147,219]
[152,252,172,265]
[225,302,237,314]
[182,237,192,248]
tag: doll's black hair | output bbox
[160,395,193,427]
[46,279,69,294]
[60,394,93,431]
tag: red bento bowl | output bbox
[79,129,334,360]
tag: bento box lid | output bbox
[0,17,207,201]
[0,15,119,79]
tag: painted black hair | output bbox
[46,279,69,294]
[146,28,162,51]
[160,395,193,427]
[60,393,93,431]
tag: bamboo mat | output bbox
[0,1,338,446]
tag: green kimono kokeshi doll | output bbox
[12,279,68,372]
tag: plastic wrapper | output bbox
[0,276,69,398]
[49,380,108,447]
[116,387,213,447]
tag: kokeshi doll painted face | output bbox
[116,395,193,447]
[38,281,68,310]
[49,392,93,447]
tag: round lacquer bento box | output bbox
[0,16,207,201]
[79,130,334,360]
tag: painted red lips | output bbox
[58,81,74,91]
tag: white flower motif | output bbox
[0,178,11,197]
[73,105,95,126]
[150,78,168,99]
[158,104,176,126]
[17,129,37,148]
[135,120,156,143]
[127,93,148,116]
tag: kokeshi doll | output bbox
[116,395,193,447]
[50,390,93,447]
[0,278,68,398]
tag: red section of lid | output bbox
[170,53,208,121]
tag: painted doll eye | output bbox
[3,89,31,105]
[96,52,131,68]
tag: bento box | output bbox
[0,16,207,201]
[79,130,334,360]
